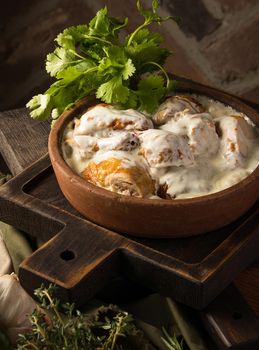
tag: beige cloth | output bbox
[0,222,32,274]
[0,238,13,277]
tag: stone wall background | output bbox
[0,0,259,111]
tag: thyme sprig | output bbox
[16,284,150,350]
[16,284,184,350]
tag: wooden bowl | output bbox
[48,80,259,238]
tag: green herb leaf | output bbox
[46,47,78,77]
[98,46,136,80]
[56,60,96,81]
[137,0,179,25]
[137,0,161,24]
[56,24,89,50]
[97,77,129,103]
[26,94,53,120]
[27,1,179,121]
[89,7,128,39]
[137,74,165,113]
[125,28,170,71]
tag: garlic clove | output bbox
[0,274,37,343]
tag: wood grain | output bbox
[0,150,258,311]
[0,158,258,348]
[0,80,259,349]
[0,108,49,175]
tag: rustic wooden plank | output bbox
[0,108,49,175]
[3,158,257,310]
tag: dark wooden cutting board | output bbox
[1,153,259,310]
[1,155,259,349]
[0,77,259,349]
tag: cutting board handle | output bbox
[201,284,259,349]
[19,221,123,305]
[18,220,259,349]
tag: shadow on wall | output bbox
[0,0,259,111]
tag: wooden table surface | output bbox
[0,106,259,317]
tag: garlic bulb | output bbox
[0,274,37,343]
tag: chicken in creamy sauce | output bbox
[62,95,259,199]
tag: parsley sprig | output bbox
[26,0,178,122]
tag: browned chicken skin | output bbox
[83,156,155,197]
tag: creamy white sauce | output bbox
[139,129,195,168]
[74,105,153,137]
[62,97,259,199]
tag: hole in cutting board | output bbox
[60,250,76,261]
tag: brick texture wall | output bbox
[0,0,259,110]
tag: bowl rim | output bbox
[48,79,259,208]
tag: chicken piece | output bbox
[152,95,204,126]
[72,135,99,158]
[215,115,254,168]
[74,104,153,137]
[82,151,155,197]
[69,131,140,159]
[139,129,195,168]
[161,112,219,156]
[159,162,214,199]
[97,132,139,151]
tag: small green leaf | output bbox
[96,77,129,103]
[127,28,163,46]
[98,46,136,80]
[137,0,180,26]
[88,7,127,39]
[137,74,165,113]
[166,78,178,94]
[56,60,96,80]
[122,59,136,79]
[125,90,138,109]
[56,24,89,50]
[81,41,105,61]
[46,47,77,77]
[26,94,52,120]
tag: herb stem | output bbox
[111,316,123,350]
[25,341,40,350]
[82,34,112,45]
[69,50,86,60]
[42,290,64,326]
[31,315,46,340]
[127,20,150,46]
[142,61,170,88]
[83,66,98,74]
[62,59,83,66]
